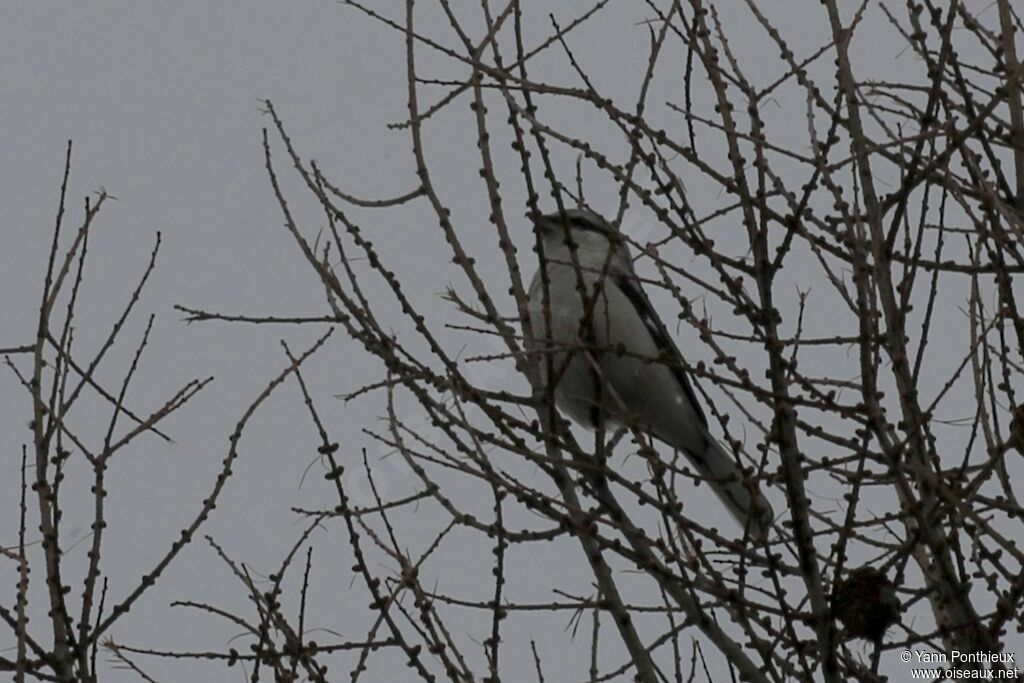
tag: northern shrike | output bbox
[527,208,774,536]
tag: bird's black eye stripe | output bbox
[567,215,609,235]
[540,211,614,237]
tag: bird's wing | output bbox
[613,273,708,428]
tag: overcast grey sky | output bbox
[4,2,1023,681]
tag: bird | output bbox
[526,207,774,537]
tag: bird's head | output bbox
[534,208,632,271]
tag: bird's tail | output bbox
[688,436,774,539]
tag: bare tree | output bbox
[0,144,208,681]
[7,1,1024,681]
[0,147,376,682]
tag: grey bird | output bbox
[527,208,774,537]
